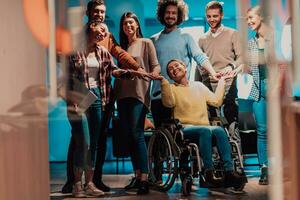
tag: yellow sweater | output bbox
[161,79,225,126]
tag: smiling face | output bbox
[247,9,262,31]
[88,23,107,44]
[163,5,178,28]
[167,60,187,82]
[90,4,106,22]
[122,17,139,38]
[206,8,223,31]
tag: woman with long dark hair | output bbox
[115,12,160,195]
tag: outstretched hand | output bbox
[155,75,165,81]
[128,69,164,81]
[215,69,237,80]
[115,68,164,81]
[217,65,241,79]
[127,69,153,81]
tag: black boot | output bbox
[94,180,110,192]
[259,166,268,185]
[224,171,247,188]
[137,181,149,195]
[124,177,140,190]
[61,181,73,194]
[204,169,223,187]
[62,137,75,194]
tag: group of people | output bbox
[63,0,271,197]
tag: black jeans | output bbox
[118,98,148,173]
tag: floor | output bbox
[50,156,268,200]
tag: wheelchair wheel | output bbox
[182,175,193,196]
[148,128,179,192]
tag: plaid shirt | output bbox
[248,32,274,101]
[247,37,260,101]
[68,45,117,110]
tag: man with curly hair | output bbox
[151,0,219,127]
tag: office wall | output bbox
[0,0,46,115]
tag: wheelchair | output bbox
[147,117,247,196]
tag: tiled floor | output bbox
[50,158,268,200]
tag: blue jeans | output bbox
[118,98,148,173]
[183,125,233,171]
[252,79,268,166]
[67,87,103,171]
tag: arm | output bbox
[219,31,246,77]
[108,34,154,79]
[186,34,218,79]
[65,54,86,111]
[186,34,209,66]
[147,40,161,77]
[107,49,129,78]
[161,78,176,108]
[205,77,225,107]
[108,34,140,70]
[227,31,245,76]
[231,31,245,69]
[198,60,218,79]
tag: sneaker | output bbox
[224,171,247,188]
[125,177,140,190]
[259,166,268,185]
[72,181,86,198]
[84,182,105,197]
[137,181,149,195]
[204,169,223,187]
[94,180,111,192]
[62,181,73,194]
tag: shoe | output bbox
[72,181,86,198]
[84,182,105,197]
[124,177,140,190]
[137,181,149,195]
[259,166,268,185]
[61,181,73,194]
[94,180,111,192]
[224,171,247,188]
[204,169,223,187]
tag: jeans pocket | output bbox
[260,79,267,98]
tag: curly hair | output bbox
[156,0,189,26]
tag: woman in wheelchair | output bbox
[157,59,247,188]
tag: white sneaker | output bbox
[72,181,86,198]
[84,182,105,197]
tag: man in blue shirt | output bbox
[151,0,218,127]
